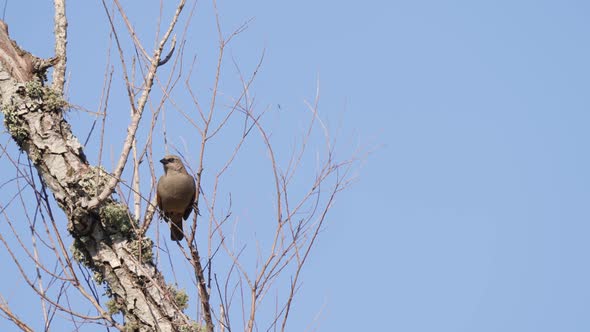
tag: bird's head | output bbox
[160,155,187,174]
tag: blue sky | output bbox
[1,1,590,331]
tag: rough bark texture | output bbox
[0,21,193,332]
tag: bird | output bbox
[156,155,196,241]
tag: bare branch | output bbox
[0,296,35,332]
[158,35,177,67]
[52,0,67,94]
[85,0,186,210]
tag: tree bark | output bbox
[0,21,193,332]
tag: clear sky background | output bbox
[1,1,590,331]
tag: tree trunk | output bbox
[0,21,192,332]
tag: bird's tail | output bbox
[170,216,184,241]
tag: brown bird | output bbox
[157,155,196,241]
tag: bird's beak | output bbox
[160,158,168,164]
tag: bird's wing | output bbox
[156,178,163,210]
[182,176,197,220]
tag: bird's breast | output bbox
[157,173,195,212]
